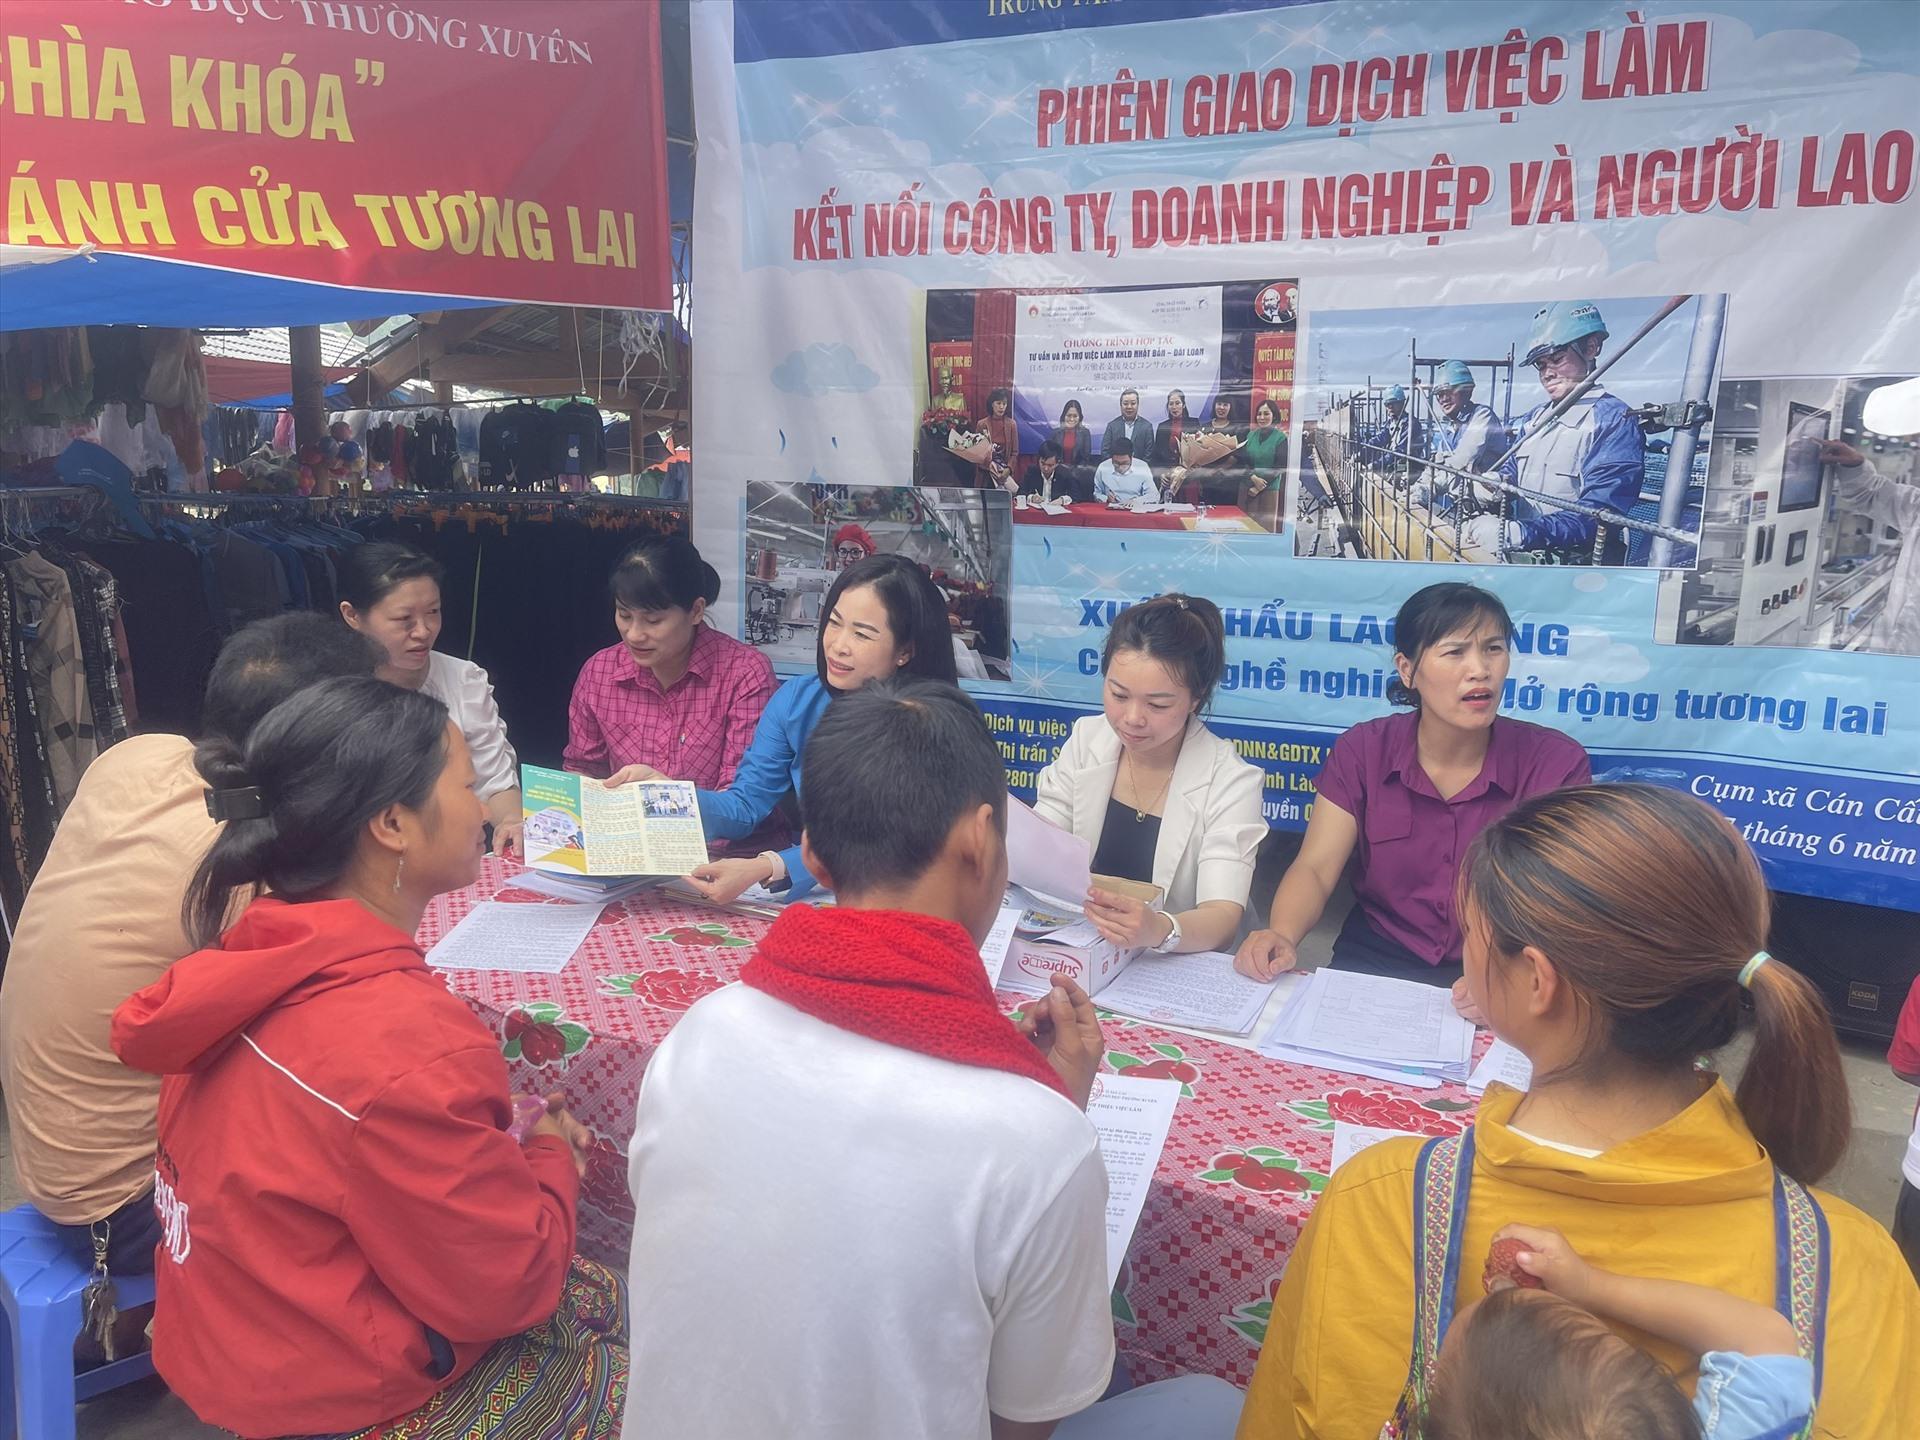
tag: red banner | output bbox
[0,0,670,310]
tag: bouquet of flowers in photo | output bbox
[944,427,995,467]
[1179,429,1243,469]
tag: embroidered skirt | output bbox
[291,1258,628,1440]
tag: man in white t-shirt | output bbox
[623,680,1116,1439]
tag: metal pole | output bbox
[290,325,328,451]
[1648,293,1726,568]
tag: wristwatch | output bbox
[1152,910,1183,953]
[759,850,791,893]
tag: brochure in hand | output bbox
[521,764,709,878]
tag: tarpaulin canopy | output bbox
[0,249,497,333]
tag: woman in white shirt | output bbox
[339,542,523,859]
[1034,593,1266,954]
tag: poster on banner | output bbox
[1010,285,1224,452]
[0,0,670,310]
[1297,294,1725,569]
[924,278,1297,531]
[692,0,1920,913]
[744,483,1013,680]
[1658,376,1919,657]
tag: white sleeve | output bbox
[451,660,519,801]
[1833,460,1920,531]
[1194,749,1268,909]
[986,1145,1116,1423]
[1032,719,1091,831]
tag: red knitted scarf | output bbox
[740,906,1071,1101]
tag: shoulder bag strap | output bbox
[1380,1129,1476,1439]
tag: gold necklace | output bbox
[1125,748,1174,823]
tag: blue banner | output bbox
[694,0,1920,913]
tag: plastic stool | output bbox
[0,1204,158,1440]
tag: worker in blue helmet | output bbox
[1363,383,1427,480]
[1426,360,1515,501]
[1465,301,1646,564]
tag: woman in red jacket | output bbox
[113,676,625,1440]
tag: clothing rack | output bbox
[215,393,601,415]
[0,485,106,530]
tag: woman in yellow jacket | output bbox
[1237,784,1919,1440]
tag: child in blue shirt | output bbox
[1426,1225,1813,1440]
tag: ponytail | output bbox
[183,736,283,950]
[1736,954,1851,1184]
[1464,784,1851,1184]
[183,677,451,949]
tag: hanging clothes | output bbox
[5,551,100,813]
[549,401,608,485]
[478,403,553,488]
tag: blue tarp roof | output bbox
[0,251,498,333]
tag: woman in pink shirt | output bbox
[564,536,777,791]
[1235,583,1589,998]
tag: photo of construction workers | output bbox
[1658,375,1920,656]
[1297,294,1727,568]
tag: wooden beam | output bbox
[426,351,667,389]
[365,306,512,393]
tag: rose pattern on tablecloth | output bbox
[501,1002,592,1067]
[1107,1041,1201,1098]
[1197,1148,1330,1195]
[599,968,725,1010]
[1289,1087,1472,1137]
[646,922,752,949]
[581,1134,636,1225]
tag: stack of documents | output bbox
[1094,950,1271,1036]
[1257,969,1475,1090]
[502,871,656,905]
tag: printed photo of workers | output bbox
[1660,374,1920,656]
[745,481,1014,678]
[1298,294,1727,568]
[913,278,1300,534]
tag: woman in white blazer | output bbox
[1034,594,1266,954]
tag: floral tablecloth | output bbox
[423,861,1486,1387]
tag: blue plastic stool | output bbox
[0,1204,157,1440]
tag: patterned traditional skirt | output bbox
[289,1259,628,1440]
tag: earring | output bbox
[393,851,406,894]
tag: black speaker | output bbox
[1767,892,1920,1045]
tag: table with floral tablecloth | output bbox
[423,861,1486,1387]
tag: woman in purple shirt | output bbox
[1235,583,1588,995]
